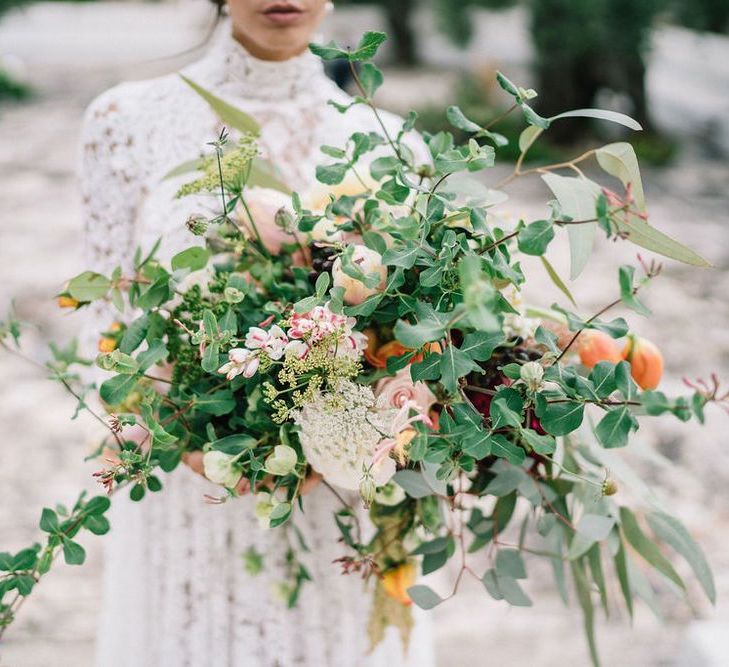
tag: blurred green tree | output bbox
[343,0,512,65]
[529,0,668,140]
[672,0,729,33]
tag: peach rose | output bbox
[375,368,436,414]
[238,186,297,254]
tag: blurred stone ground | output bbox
[0,3,728,666]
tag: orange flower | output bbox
[366,340,411,368]
[382,562,416,606]
[623,335,663,390]
[577,330,622,369]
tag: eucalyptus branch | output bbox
[495,148,598,190]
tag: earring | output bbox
[325,1,334,13]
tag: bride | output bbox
[80,1,434,665]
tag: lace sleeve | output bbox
[78,86,147,357]
[79,86,146,277]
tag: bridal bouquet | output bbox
[0,32,720,663]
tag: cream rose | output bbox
[331,245,387,305]
[374,368,436,414]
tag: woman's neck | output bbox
[231,27,308,62]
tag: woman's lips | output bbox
[261,3,307,26]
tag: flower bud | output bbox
[185,215,209,236]
[274,206,295,231]
[602,477,618,496]
[359,471,377,509]
[202,450,243,489]
[57,294,80,309]
[224,286,245,304]
[264,444,298,476]
[375,482,406,507]
[254,492,276,528]
[520,361,544,393]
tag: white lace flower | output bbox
[293,380,397,490]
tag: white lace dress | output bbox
[79,24,435,667]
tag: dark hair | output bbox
[210,0,226,17]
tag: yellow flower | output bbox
[57,295,79,309]
[382,562,416,606]
[98,337,117,353]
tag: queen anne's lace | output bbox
[293,381,398,490]
[81,19,433,667]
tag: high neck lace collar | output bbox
[194,21,330,102]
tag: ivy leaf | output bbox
[349,31,387,61]
[489,389,524,430]
[393,301,450,348]
[462,430,493,459]
[195,389,236,416]
[595,406,637,448]
[520,428,556,455]
[439,344,479,394]
[460,331,504,361]
[490,434,526,465]
[410,353,441,382]
[619,507,684,590]
[99,374,138,406]
[518,219,555,256]
[381,243,421,269]
[589,362,617,398]
[535,395,584,436]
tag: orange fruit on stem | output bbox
[623,335,663,390]
[577,330,622,369]
[381,562,416,606]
